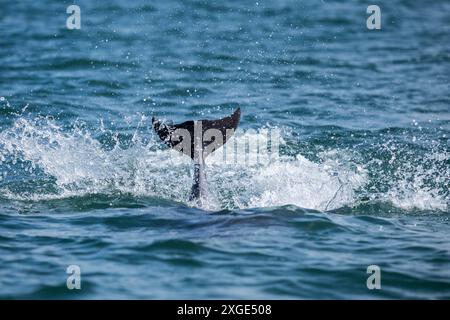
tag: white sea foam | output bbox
[0,116,448,212]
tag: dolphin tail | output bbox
[152,108,241,203]
[152,107,241,159]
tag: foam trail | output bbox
[0,116,448,212]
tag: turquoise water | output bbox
[0,0,449,299]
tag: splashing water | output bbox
[0,114,447,212]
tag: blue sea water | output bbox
[0,0,449,299]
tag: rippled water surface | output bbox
[0,0,449,299]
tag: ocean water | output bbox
[0,0,449,299]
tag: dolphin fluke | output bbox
[152,108,240,159]
[152,108,241,203]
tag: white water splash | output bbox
[382,152,449,211]
[0,116,448,212]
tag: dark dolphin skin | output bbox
[152,108,241,204]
